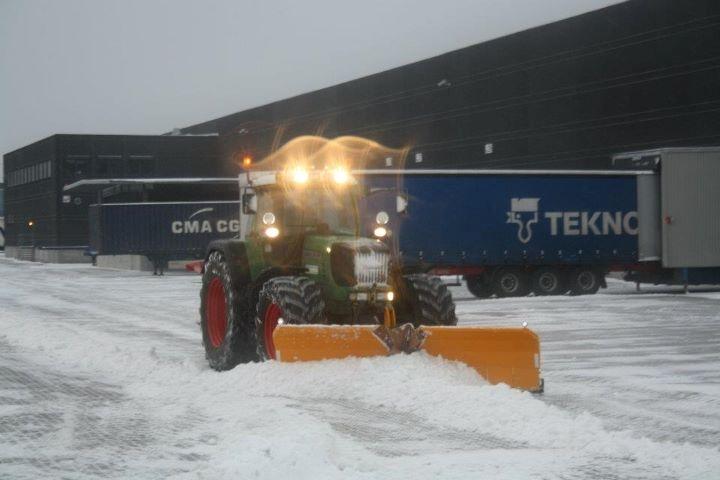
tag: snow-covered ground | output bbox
[1,255,719,479]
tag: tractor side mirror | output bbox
[242,193,257,214]
[396,194,408,214]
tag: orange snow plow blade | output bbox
[421,327,542,392]
[273,325,542,392]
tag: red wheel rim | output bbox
[206,277,227,348]
[263,303,282,359]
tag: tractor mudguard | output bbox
[206,239,251,286]
[245,266,309,312]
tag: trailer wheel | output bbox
[200,251,256,370]
[531,268,567,296]
[568,268,601,295]
[400,274,457,326]
[493,268,530,297]
[255,276,325,360]
[465,275,493,298]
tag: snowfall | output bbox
[0,255,719,479]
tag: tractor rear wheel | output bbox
[200,251,256,370]
[255,276,325,360]
[400,274,457,326]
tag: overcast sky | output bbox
[0,0,623,181]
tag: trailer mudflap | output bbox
[272,324,542,392]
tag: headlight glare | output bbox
[291,168,309,184]
[376,211,389,225]
[332,168,350,184]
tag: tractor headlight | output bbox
[265,226,280,238]
[262,212,276,225]
[291,168,309,184]
[332,168,350,185]
[373,226,387,238]
[376,291,394,301]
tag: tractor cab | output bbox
[240,168,360,240]
[237,168,396,320]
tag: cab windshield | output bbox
[256,186,358,236]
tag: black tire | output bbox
[493,267,530,297]
[399,274,457,326]
[531,267,567,296]
[568,268,602,295]
[255,276,325,360]
[200,251,256,370]
[465,275,493,298]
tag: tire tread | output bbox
[402,274,457,326]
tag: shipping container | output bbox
[89,201,241,263]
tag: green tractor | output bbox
[199,167,457,370]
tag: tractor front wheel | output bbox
[398,274,457,326]
[255,277,325,360]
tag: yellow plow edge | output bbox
[273,324,543,392]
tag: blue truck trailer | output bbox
[358,148,720,297]
[360,170,643,297]
[89,201,240,271]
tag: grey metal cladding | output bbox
[661,149,720,268]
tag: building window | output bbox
[7,160,52,187]
[96,155,123,177]
[64,155,91,180]
[127,155,155,176]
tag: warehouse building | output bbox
[2,134,226,261]
[181,0,720,171]
[3,0,719,261]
